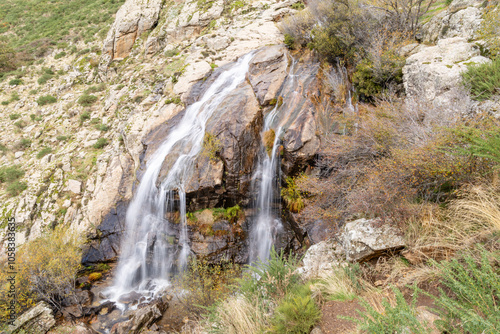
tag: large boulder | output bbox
[342,218,406,262]
[421,0,484,44]
[102,0,163,60]
[403,37,490,105]
[297,238,346,279]
[8,301,56,334]
[109,298,168,334]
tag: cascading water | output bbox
[106,52,255,303]
[249,57,298,263]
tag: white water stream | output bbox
[105,52,255,303]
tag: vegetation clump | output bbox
[462,57,500,100]
[77,94,98,106]
[37,95,57,106]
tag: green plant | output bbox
[462,57,500,100]
[93,138,108,149]
[345,286,428,333]
[54,51,66,59]
[477,7,500,58]
[281,177,305,213]
[165,48,179,57]
[284,34,295,50]
[165,96,182,105]
[37,73,53,85]
[79,111,91,123]
[95,124,109,132]
[37,95,57,106]
[77,94,98,106]
[17,138,32,149]
[14,120,27,129]
[8,78,22,86]
[9,113,21,120]
[202,132,222,162]
[0,165,25,184]
[240,248,301,302]
[431,250,500,333]
[0,227,82,317]
[6,181,27,196]
[88,272,102,282]
[175,258,240,316]
[269,284,321,334]
[291,2,305,10]
[36,147,52,159]
[84,83,106,94]
[56,135,68,141]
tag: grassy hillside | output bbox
[0,0,125,74]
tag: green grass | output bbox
[0,0,125,71]
[36,147,52,159]
[77,94,98,106]
[37,95,57,106]
[93,138,108,149]
[462,57,500,101]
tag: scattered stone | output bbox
[67,179,82,194]
[14,151,24,159]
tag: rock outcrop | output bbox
[8,301,56,334]
[403,37,490,105]
[103,0,163,60]
[298,218,406,278]
[421,0,484,44]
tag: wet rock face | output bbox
[84,46,323,265]
[103,0,163,60]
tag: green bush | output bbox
[95,124,109,132]
[36,147,52,159]
[37,95,57,106]
[6,181,27,196]
[14,120,26,129]
[56,135,68,141]
[449,124,500,166]
[462,57,500,101]
[281,177,305,213]
[8,78,22,86]
[9,113,21,120]
[284,34,295,50]
[0,165,25,184]
[346,286,427,333]
[240,248,301,302]
[269,284,321,334]
[84,83,106,94]
[17,138,32,149]
[79,111,91,123]
[93,138,108,149]
[37,73,53,85]
[54,51,66,59]
[77,94,98,106]
[432,250,500,333]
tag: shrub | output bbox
[176,258,240,316]
[36,147,52,159]
[95,124,109,132]
[37,95,57,106]
[462,57,500,100]
[17,138,32,149]
[84,83,106,94]
[281,177,305,213]
[54,51,66,59]
[88,272,102,282]
[240,248,301,302]
[93,138,108,149]
[0,165,25,184]
[9,113,20,120]
[431,250,500,333]
[56,135,68,141]
[449,123,500,165]
[77,94,98,106]
[165,96,182,105]
[79,111,91,123]
[37,73,53,85]
[202,132,222,162]
[477,6,500,58]
[6,181,27,196]
[0,227,82,317]
[345,286,427,333]
[284,34,296,50]
[14,120,26,129]
[269,284,321,334]
[165,49,179,57]
[8,78,22,86]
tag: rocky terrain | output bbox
[1,0,500,333]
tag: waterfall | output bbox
[249,56,298,263]
[249,108,283,263]
[106,52,255,303]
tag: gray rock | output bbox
[109,298,167,334]
[297,238,346,279]
[8,301,56,334]
[67,179,82,194]
[343,218,406,262]
[421,0,484,44]
[102,0,163,60]
[403,37,490,105]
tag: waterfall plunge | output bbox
[106,52,255,302]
